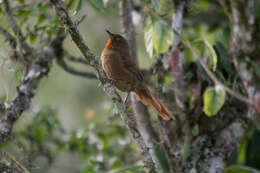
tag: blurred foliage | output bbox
[1,106,146,173]
[224,166,260,173]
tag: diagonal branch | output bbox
[0,151,30,173]
[50,0,99,68]
[50,1,156,171]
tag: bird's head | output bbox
[105,29,129,49]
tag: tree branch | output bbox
[56,57,97,79]
[64,50,89,65]
[0,34,65,144]
[0,26,19,60]
[0,151,30,173]
[50,0,100,68]
[120,0,168,172]
[158,1,188,172]
[50,1,157,171]
[171,0,186,111]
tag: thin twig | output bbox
[147,5,228,27]
[0,26,17,48]
[75,15,86,26]
[0,151,30,173]
[0,26,18,58]
[2,0,29,50]
[64,50,89,65]
[50,0,101,70]
[57,58,97,79]
[147,6,171,26]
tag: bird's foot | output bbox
[109,79,117,85]
[124,92,130,105]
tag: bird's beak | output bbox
[106,29,114,39]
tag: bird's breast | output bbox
[101,51,123,79]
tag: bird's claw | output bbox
[109,79,117,85]
[124,92,130,105]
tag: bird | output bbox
[101,30,175,120]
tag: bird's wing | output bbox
[122,55,143,81]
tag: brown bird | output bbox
[101,30,175,120]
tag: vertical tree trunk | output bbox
[119,1,167,172]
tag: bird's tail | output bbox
[135,85,175,120]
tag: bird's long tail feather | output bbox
[135,86,175,120]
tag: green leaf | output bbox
[36,126,47,141]
[203,85,226,116]
[66,0,77,10]
[17,9,33,19]
[182,137,191,165]
[163,73,171,84]
[109,164,145,173]
[89,0,104,10]
[37,3,47,13]
[204,39,217,71]
[18,0,26,4]
[246,57,260,79]
[246,128,260,168]
[76,0,82,13]
[153,21,173,55]
[237,125,254,164]
[214,42,233,74]
[152,139,170,172]
[151,0,160,13]
[224,165,260,173]
[191,124,199,136]
[200,0,210,11]
[37,14,47,25]
[0,94,7,102]
[196,60,212,83]
[29,33,37,43]
[144,16,173,57]
[144,16,154,57]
